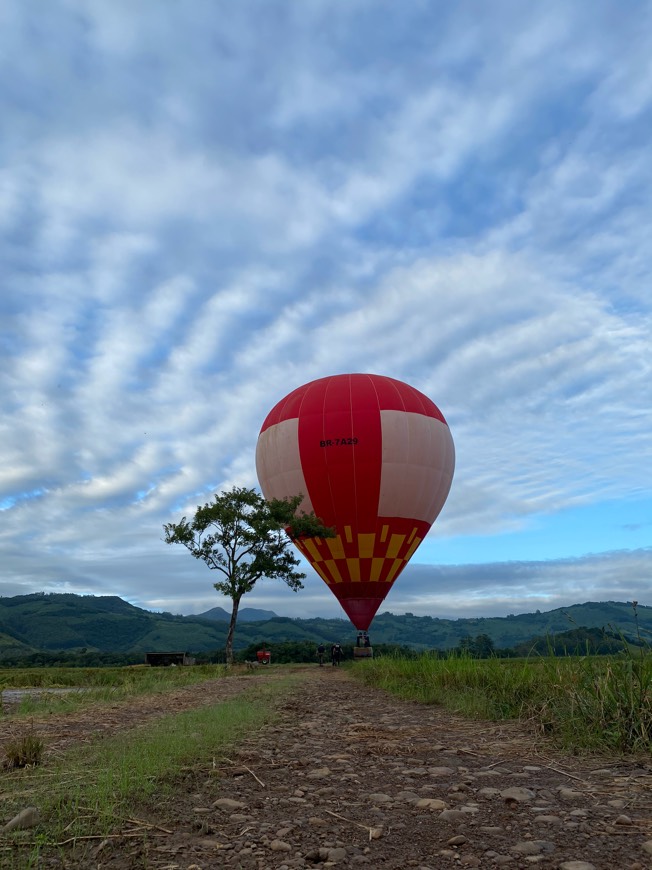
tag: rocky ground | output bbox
[3,666,652,869]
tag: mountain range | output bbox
[196,605,278,622]
[0,593,649,658]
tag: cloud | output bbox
[1,1,651,618]
[384,548,652,618]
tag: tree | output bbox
[163,486,334,664]
[473,633,495,658]
[455,633,495,658]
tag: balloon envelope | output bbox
[255,373,455,630]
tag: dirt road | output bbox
[3,667,652,868]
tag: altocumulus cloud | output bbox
[0,1,650,618]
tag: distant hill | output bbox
[197,606,278,622]
[0,593,648,658]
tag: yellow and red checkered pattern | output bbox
[292,517,430,588]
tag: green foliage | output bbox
[455,633,496,658]
[512,626,634,657]
[370,602,652,651]
[163,486,334,663]
[165,488,302,597]
[0,650,145,668]
[0,593,185,656]
[237,640,323,663]
[2,595,652,662]
[532,653,652,752]
[232,640,421,664]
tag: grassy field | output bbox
[352,651,652,754]
[0,664,234,716]
[0,671,292,868]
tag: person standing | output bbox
[317,643,325,666]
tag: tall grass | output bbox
[354,650,652,753]
[538,653,652,752]
[355,653,544,718]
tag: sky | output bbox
[1,1,651,623]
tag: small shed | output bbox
[145,651,195,667]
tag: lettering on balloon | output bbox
[319,437,358,447]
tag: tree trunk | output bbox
[225,596,241,665]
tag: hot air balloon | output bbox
[255,373,455,631]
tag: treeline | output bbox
[0,650,146,668]
[451,626,640,659]
[230,628,637,664]
[218,627,640,663]
[196,641,420,664]
[0,627,640,669]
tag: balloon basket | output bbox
[353,647,373,659]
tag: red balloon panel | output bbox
[256,374,454,630]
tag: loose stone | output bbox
[478,787,501,797]
[614,813,633,825]
[559,862,597,870]
[367,792,393,803]
[308,816,328,826]
[532,815,562,825]
[2,807,40,832]
[415,798,447,810]
[270,839,292,852]
[448,792,469,803]
[213,798,247,811]
[395,790,421,802]
[440,808,467,821]
[558,787,584,801]
[511,840,555,855]
[307,767,332,779]
[501,787,535,803]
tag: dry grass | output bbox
[3,726,45,769]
